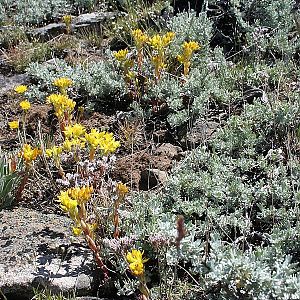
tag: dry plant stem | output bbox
[137,49,143,73]
[16,167,29,202]
[79,208,109,280]
[89,148,96,161]
[139,275,150,300]
[113,196,122,238]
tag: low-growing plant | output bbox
[4,41,52,72]
[0,152,22,209]
[0,26,28,49]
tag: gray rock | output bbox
[31,23,65,40]
[0,207,96,299]
[73,12,116,27]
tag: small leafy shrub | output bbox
[26,58,125,105]
[4,41,52,72]
[0,154,21,209]
[0,0,101,26]
[0,26,28,49]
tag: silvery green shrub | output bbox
[110,91,300,298]
[0,0,98,25]
[26,58,125,103]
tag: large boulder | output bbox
[0,207,96,299]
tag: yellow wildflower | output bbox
[58,190,78,219]
[72,226,82,236]
[47,93,76,119]
[132,29,148,49]
[53,77,73,90]
[68,185,93,203]
[126,249,148,277]
[162,31,175,46]
[114,49,129,62]
[72,223,97,236]
[99,132,120,155]
[19,144,41,164]
[8,120,19,130]
[62,15,72,25]
[45,149,53,157]
[116,182,129,197]
[62,139,74,151]
[177,41,200,76]
[148,32,175,51]
[152,55,166,70]
[14,85,28,94]
[64,123,86,139]
[85,129,120,156]
[45,146,62,158]
[19,100,31,111]
[177,41,200,63]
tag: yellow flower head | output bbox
[148,32,175,51]
[14,85,28,94]
[99,132,120,155]
[64,123,86,139]
[45,146,63,158]
[177,41,200,63]
[72,226,82,236]
[58,190,78,219]
[20,100,31,111]
[72,223,97,236]
[53,77,73,90]
[62,15,72,25]
[8,120,19,130]
[152,55,166,70]
[162,31,175,46]
[85,129,120,155]
[62,139,74,151]
[132,29,148,49]
[114,49,129,62]
[47,93,76,118]
[126,249,148,277]
[116,182,129,197]
[68,185,93,203]
[19,144,41,164]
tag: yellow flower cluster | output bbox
[58,186,95,236]
[148,32,175,79]
[20,100,31,111]
[116,182,129,198]
[126,249,148,277]
[53,77,73,91]
[72,223,97,236]
[114,49,129,62]
[64,123,86,139]
[177,41,200,76]
[8,120,19,130]
[85,128,121,156]
[19,144,41,165]
[152,55,166,72]
[62,15,72,26]
[68,185,93,202]
[14,85,28,94]
[45,145,63,158]
[47,93,76,119]
[62,15,72,34]
[148,32,175,51]
[132,29,149,49]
